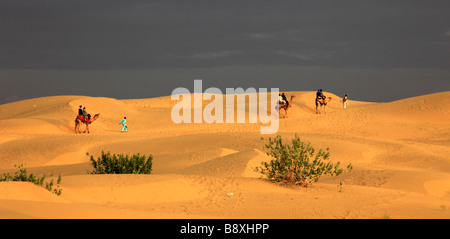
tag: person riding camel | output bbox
[279,94,285,105]
[76,105,91,124]
[82,107,92,123]
[78,105,84,117]
[281,93,289,106]
[78,105,88,122]
[316,89,324,100]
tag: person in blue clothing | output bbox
[316,89,323,100]
[315,89,327,114]
[119,117,127,132]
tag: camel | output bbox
[75,113,100,134]
[316,96,332,114]
[277,95,296,118]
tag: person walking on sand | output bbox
[119,117,127,132]
[340,95,348,109]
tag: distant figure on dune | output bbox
[119,117,128,133]
[315,89,332,114]
[340,95,348,109]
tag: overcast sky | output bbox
[0,0,449,104]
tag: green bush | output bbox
[0,164,62,196]
[256,134,352,187]
[89,151,153,174]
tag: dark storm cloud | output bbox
[1,0,449,70]
[0,0,449,104]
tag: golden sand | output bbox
[0,91,449,218]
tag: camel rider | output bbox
[316,89,323,100]
[119,117,127,132]
[279,94,285,105]
[316,89,327,102]
[78,105,83,116]
[83,107,91,121]
[281,93,289,106]
[78,105,88,121]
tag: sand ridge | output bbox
[0,91,450,218]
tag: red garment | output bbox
[77,115,91,124]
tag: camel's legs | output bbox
[315,100,319,114]
[75,115,98,134]
[75,120,81,134]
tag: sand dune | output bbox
[0,91,450,218]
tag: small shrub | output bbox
[89,151,153,174]
[256,134,352,188]
[0,164,62,196]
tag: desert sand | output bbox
[0,91,450,219]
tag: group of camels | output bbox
[74,94,332,133]
[277,94,332,118]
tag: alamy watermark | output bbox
[171,80,280,134]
